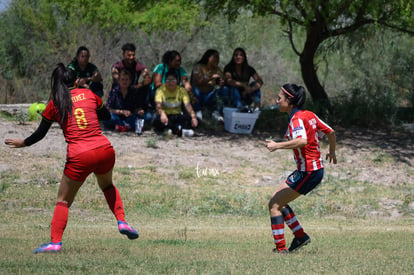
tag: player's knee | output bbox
[268,200,283,212]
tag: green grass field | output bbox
[1,212,413,274]
[1,163,413,274]
[1,117,413,274]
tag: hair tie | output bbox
[281,86,294,98]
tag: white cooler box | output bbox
[223,107,260,134]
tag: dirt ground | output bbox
[1,118,413,217]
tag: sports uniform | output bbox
[6,64,139,254]
[42,88,113,181]
[267,84,337,254]
[285,109,334,195]
[16,86,138,253]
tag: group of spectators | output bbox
[68,43,264,137]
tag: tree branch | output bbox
[283,20,302,57]
[377,20,414,35]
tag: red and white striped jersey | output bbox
[285,110,333,171]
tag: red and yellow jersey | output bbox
[286,110,333,171]
[42,88,110,159]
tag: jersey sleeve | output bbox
[315,114,333,135]
[42,100,58,123]
[290,117,307,140]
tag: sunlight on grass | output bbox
[1,214,413,274]
[1,131,413,274]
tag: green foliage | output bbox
[0,0,413,127]
[45,0,203,32]
[47,0,135,29]
[135,0,203,34]
[199,0,414,107]
[145,136,159,149]
[317,28,414,126]
[14,107,29,125]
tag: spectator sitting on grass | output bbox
[153,70,198,137]
[223,47,264,111]
[150,50,196,108]
[104,69,152,133]
[68,46,104,97]
[191,49,225,122]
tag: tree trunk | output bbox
[300,23,331,116]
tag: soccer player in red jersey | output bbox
[5,63,138,254]
[265,83,337,253]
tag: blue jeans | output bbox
[103,113,138,130]
[219,86,242,108]
[221,82,261,108]
[192,86,217,112]
[141,111,154,124]
[103,110,154,130]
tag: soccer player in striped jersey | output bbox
[265,83,337,253]
[5,64,138,254]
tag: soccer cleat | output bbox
[33,242,62,254]
[288,233,311,252]
[118,221,139,240]
[272,247,289,254]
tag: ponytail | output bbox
[51,63,76,124]
[281,83,306,109]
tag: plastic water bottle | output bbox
[177,125,182,137]
[135,118,144,135]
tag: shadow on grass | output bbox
[196,108,413,166]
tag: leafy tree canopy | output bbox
[46,0,203,32]
[198,0,414,110]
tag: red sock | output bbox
[103,184,125,222]
[50,201,69,243]
[282,205,305,238]
[270,215,286,250]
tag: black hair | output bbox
[165,69,179,80]
[75,46,89,57]
[121,43,136,53]
[281,83,306,109]
[50,63,77,124]
[225,47,249,79]
[161,50,181,65]
[119,68,132,79]
[71,46,89,63]
[197,49,219,65]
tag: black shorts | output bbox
[286,169,324,195]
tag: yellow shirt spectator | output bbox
[155,85,190,115]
